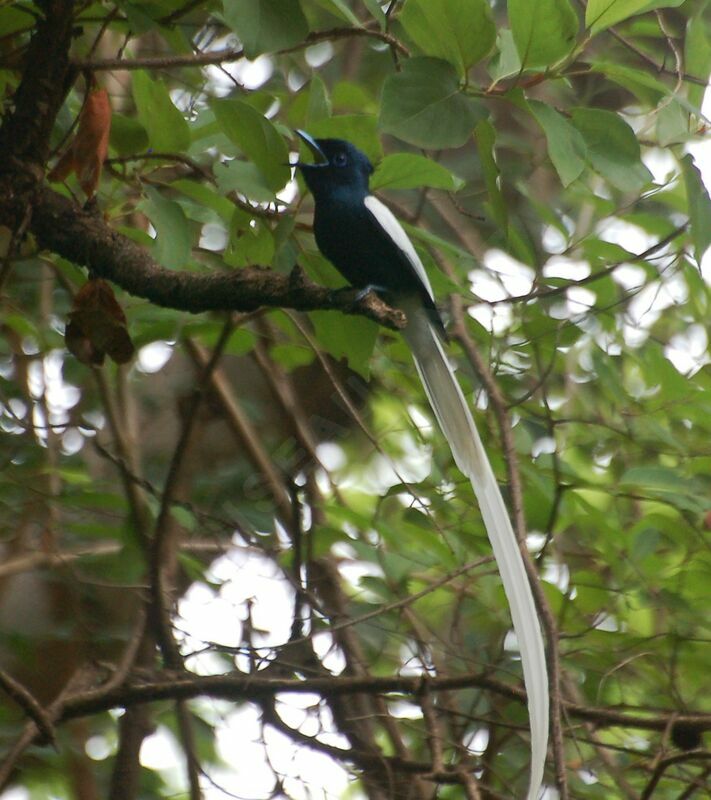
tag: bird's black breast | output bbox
[313,197,430,301]
[312,194,445,335]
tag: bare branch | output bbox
[73,26,409,71]
[22,185,405,329]
[52,671,711,735]
[0,0,75,169]
[641,750,711,800]
[0,670,55,747]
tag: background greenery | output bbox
[0,1,710,798]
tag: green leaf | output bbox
[488,29,522,82]
[371,153,464,191]
[170,506,196,532]
[586,0,685,36]
[620,466,701,500]
[270,342,314,369]
[109,114,149,156]
[656,100,690,146]
[528,100,586,187]
[56,466,92,485]
[474,119,507,231]
[582,238,635,265]
[309,312,379,378]
[380,57,486,148]
[132,71,190,152]
[331,81,376,114]
[0,6,31,37]
[640,342,691,402]
[399,0,495,76]
[226,218,275,267]
[591,61,669,102]
[121,2,161,33]
[222,0,309,58]
[406,223,477,266]
[313,0,360,25]
[306,115,382,162]
[686,7,711,111]
[306,74,331,125]
[361,0,387,27]
[215,159,277,202]
[682,154,711,264]
[173,179,234,220]
[140,186,192,268]
[211,99,289,192]
[508,0,578,68]
[2,313,38,339]
[570,108,652,191]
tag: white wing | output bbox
[364,195,435,303]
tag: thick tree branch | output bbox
[0,4,405,333]
[0,0,75,170]
[52,671,711,736]
[17,185,405,328]
[108,707,154,800]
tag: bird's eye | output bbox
[333,152,348,167]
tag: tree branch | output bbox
[0,5,406,336]
[0,0,76,170]
[0,670,55,747]
[20,185,405,328]
[72,26,409,71]
[53,671,711,736]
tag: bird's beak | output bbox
[294,129,328,168]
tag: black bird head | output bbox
[294,130,374,200]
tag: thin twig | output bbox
[183,335,293,524]
[676,765,711,800]
[159,0,206,25]
[641,750,711,800]
[206,556,494,659]
[148,317,236,667]
[0,612,147,790]
[420,681,445,773]
[175,702,203,800]
[458,769,483,800]
[606,26,707,88]
[74,26,408,70]
[656,10,684,97]
[91,366,152,550]
[250,322,342,498]
[0,670,55,747]
[486,224,687,306]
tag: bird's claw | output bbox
[354,284,387,302]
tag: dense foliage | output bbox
[0,1,710,799]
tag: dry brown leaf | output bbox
[66,279,134,365]
[49,88,112,198]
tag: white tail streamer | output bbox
[402,299,548,800]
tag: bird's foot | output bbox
[354,284,387,302]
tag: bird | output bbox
[293,130,548,800]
